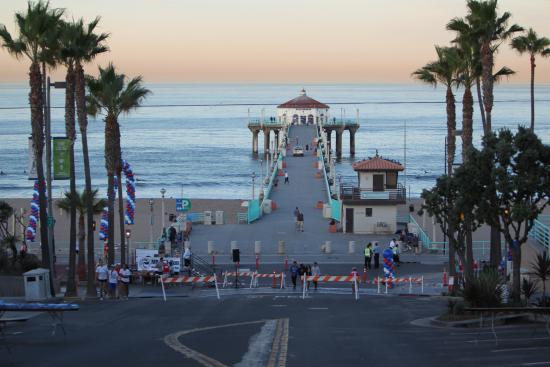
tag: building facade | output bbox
[277,89,329,125]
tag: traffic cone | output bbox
[443,268,447,287]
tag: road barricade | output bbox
[160,275,220,301]
[301,275,360,300]
[222,270,255,289]
[252,272,285,289]
[373,276,424,294]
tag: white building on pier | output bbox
[277,89,329,125]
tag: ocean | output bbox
[0,83,549,200]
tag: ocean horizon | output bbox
[1,83,549,200]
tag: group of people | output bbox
[289,261,321,290]
[293,207,305,232]
[95,259,132,300]
[364,238,402,270]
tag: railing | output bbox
[407,214,432,250]
[191,253,217,275]
[316,127,333,203]
[340,184,406,201]
[236,212,248,224]
[248,118,284,127]
[529,217,550,252]
[321,119,359,127]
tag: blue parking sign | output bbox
[176,199,191,212]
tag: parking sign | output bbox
[176,198,192,212]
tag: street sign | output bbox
[176,198,192,212]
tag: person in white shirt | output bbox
[95,259,109,300]
[119,264,132,299]
[311,262,321,290]
[108,265,119,299]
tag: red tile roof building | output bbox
[352,156,404,172]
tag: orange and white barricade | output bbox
[222,270,255,289]
[252,272,285,289]
[301,275,360,300]
[374,276,424,294]
[160,275,220,301]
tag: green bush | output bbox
[446,299,465,315]
[462,268,503,308]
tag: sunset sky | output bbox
[1,0,550,83]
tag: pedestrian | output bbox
[119,264,131,299]
[108,265,119,299]
[373,242,381,269]
[162,259,171,278]
[284,170,289,184]
[390,238,396,249]
[306,264,312,289]
[293,207,300,230]
[297,211,304,232]
[364,242,372,270]
[305,144,309,151]
[299,263,306,288]
[290,261,299,289]
[95,259,109,300]
[311,262,321,290]
[183,247,192,268]
[350,267,359,294]
[393,243,400,266]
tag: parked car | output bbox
[293,146,304,156]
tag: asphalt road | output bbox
[2,294,550,367]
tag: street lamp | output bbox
[125,229,131,265]
[44,77,66,295]
[148,199,154,244]
[160,188,166,235]
[251,172,256,200]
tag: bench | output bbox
[464,307,550,345]
[0,302,80,338]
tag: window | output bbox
[365,208,373,217]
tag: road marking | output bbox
[466,337,550,344]
[278,318,289,367]
[164,320,267,367]
[236,320,277,367]
[271,304,287,307]
[522,362,550,366]
[308,307,328,310]
[267,319,284,367]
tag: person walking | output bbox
[393,243,401,267]
[119,264,131,299]
[108,265,119,299]
[297,211,304,232]
[284,170,289,184]
[373,242,381,269]
[306,264,312,290]
[311,262,321,290]
[364,242,372,270]
[95,259,109,300]
[290,261,299,289]
[294,207,300,230]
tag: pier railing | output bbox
[321,119,359,127]
[340,184,406,201]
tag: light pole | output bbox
[125,229,131,265]
[149,199,154,244]
[251,172,256,200]
[160,188,166,235]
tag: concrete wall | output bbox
[343,204,396,234]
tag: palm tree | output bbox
[56,20,80,297]
[71,17,109,296]
[0,1,64,272]
[412,46,460,277]
[58,189,106,295]
[511,28,550,131]
[531,251,550,305]
[458,0,522,135]
[87,64,150,265]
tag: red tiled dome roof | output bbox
[277,89,329,109]
[353,157,404,171]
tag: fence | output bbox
[529,217,550,252]
[160,275,220,300]
[301,274,360,300]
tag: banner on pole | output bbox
[53,137,70,180]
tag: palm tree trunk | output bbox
[107,173,115,265]
[117,175,126,265]
[77,213,86,280]
[481,42,494,135]
[75,63,97,297]
[30,61,50,269]
[65,63,78,297]
[530,54,535,131]
[445,86,456,173]
[476,78,486,131]
[462,86,474,162]
[105,114,118,265]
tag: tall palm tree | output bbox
[0,1,64,273]
[511,28,550,131]
[412,46,460,277]
[87,64,150,265]
[459,0,522,135]
[57,190,106,286]
[55,20,80,297]
[71,17,108,297]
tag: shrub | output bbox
[446,299,465,315]
[522,278,537,304]
[463,268,503,308]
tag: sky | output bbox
[1,0,550,83]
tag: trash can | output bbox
[204,211,212,225]
[23,268,51,301]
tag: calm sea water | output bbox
[0,83,549,199]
